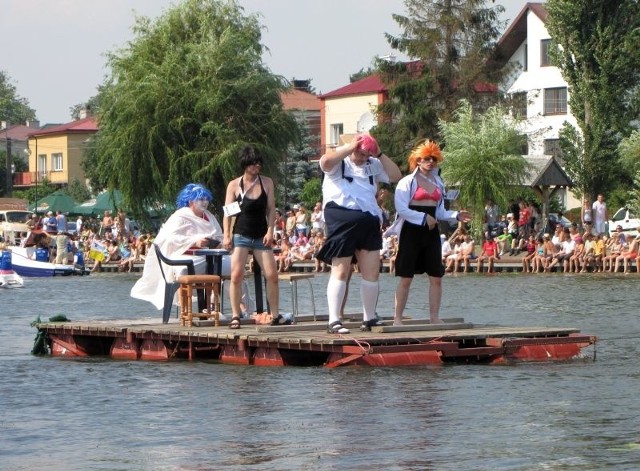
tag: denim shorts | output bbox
[233,234,270,251]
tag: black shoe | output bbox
[271,314,292,326]
[361,318,384,332]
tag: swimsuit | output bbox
[413,186,441,201]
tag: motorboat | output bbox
[9,246,89,277]
[0,250,24,288]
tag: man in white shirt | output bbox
[592,194,607,235]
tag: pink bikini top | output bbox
[413,186,441,201]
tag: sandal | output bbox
[271,314,292,326]
[361,318,384,332]
[327,321,350,334]
[229,316,241,330]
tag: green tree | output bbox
[299,177,322,210]
[439,100,530,237]
[89,0,298,217]
[0,70,36,124]
[277,114,316,209]
[545,0,640,200]
[373,0,509,167]
[618,130,640,214]
[67,178,92,204]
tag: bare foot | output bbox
[429,318,445,324]
[393,318,403,326]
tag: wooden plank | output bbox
[372,322,474,333]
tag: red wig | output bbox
[358,134,379,156]
[408,140,443,171]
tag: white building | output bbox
[497,2,579,209]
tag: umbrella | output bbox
[29,189,78,214]
[74,190,125,216]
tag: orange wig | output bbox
[408,140,443,171]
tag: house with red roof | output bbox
[21,114,98,189]
[319,74,388,153]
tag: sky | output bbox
[1,0,530,125]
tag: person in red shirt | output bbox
[476,234,500,273]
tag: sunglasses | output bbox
[419,157,438,163]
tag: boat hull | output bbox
[8,247,89,277]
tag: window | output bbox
[512,92,527,119]
[523,44,528,71]
[544,139,561,158]
[330,123,343,146]
[37,154,47,178]
[52,153,63,171]
[543,87,567,115]
[540,39,552,67]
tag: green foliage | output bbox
[558,122,584,200]
[0,152,28,196]
[90,0,297,218]
[277,114,315,209]
[439,100,530,238]
[373,0,509,167]
[0,70,36,124]
[67,178,92,203]
[618,130,640,176]
[299,177,322,210]
[12,178,56,210]
[546,0,640,200]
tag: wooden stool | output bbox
[177,274,222,327]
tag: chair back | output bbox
[153,243,195,280]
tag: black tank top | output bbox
[233,176,268,239]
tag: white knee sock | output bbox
[360,279,379,321]
[327,277,347,325]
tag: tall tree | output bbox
[439,100,530,237]
[90,0,298,216]
[277,114,315,210]
[373,0,509,166]
[545,0,640,200]
[0,70,36,124]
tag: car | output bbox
[607,207,640,238]
[548,213,573,229]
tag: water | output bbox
[2,272,640,470]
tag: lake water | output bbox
[1,272,639,470]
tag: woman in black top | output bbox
[223,146,284,329]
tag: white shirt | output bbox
[592,200,607,223]
[321,156,389,220]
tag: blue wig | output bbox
[176,183,213,209]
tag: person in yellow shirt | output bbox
[593,233,606,272]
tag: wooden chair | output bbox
[177,274,222,327]
[153,243,200,324]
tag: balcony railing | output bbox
[12,171,56,186]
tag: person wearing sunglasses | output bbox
[390,140,471,326]
[223,145,285,329]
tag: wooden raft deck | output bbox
[35,316,596,367]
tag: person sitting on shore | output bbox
[521,234,536,273]
[277,238,293,272]
[531,236,546,273]
[579,232,596,272]
[603,233,623,272]
[476,234,500,273]
[548,229,575,272]
[460,233,476,273]
[496,227,512,257]
[445,235,463,273]
[614,230,639,273]
[568,236,584,273]
[593,233,606,272]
